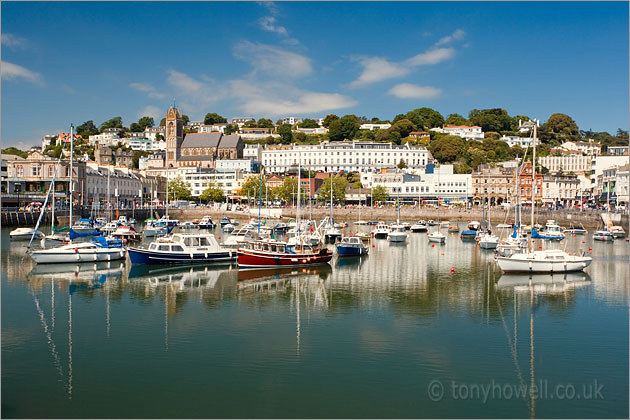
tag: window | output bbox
[17,166,24,177]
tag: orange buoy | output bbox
[450,267,455,273]
[432,244,435,248]
[589,247,592,251]
[441,252,444,256]
[372,244,375,248]
[218,236,221,240]
[582,241,585,244]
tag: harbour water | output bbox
[1,224,628,418]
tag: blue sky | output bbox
[2,1,628,148]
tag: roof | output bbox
[444,125,482,129]
[1,154,26,161]
[218,134,242,149]
[181,132,222,148]
[178,156,216,161]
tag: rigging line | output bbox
[28,283,65,381]
[494,291,530,412]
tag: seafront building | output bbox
[471,164,516,206]
[430,125,484,140]
[261,140,433,174]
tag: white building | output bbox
[231,118,255,128]
[607,146,629,156]
[359,123,392,131]
[85,163,142,205]
[123,138,166,152]
[244,144,263,162]
[262,141,433,174]
[296,127,328,135]
[183,169,245,197]
[541,174,581,206]
[215,159,258,173]
[430,125,484,140]
[538,154,592,174]
[561,141,601,156]
[501,136,539,148]
[281,117,302,126]
[88,132,121,146]
[614,164,629,207]
[143,126,165,141]
[198,123,228,134]
[361,165,471,203]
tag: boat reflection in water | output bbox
[496,271,592,293]
[237,264,332,284]
[28,261,124,283]
[128,264,238,291]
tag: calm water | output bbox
[2,224,628,418]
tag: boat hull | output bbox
[336,244,368,256]
[496,256,592,273]
[237,249,332,268]
[127,247,236,265]
[387,233,407,242]
[30,247,125,264]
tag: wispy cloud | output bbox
[258,16,288,36]
[137,105,163,121]
[1,33,28,50]
[233,41,312,78]
[166,69,227,106]
[388,83,442,99]
[435,29,466,46]
[130,82,166,99]
[256,2,299,44]
[230,79,357,116]
[350,47,455,88]
[1,61,43,85]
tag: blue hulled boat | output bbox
[127,233,236,265]
[335,236,369,257]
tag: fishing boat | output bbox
[428,231,446,244]
[197,216,217,229]
[448,223,460,233]
[111,225,142,243]
[373,223,390,239]
[10,227,44,241]
[127,233,235,265]
[336,236,369,256]
[468,221,481,230]
[496,120,591,274]
[410,220,427,232]
[237,238,332,268]
[29,236,125,264]
[593,229,614,241]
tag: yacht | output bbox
[373,223,390,239]
[197,216,217,229]
[496,249,592,273]
[410,220,427,232]
[564,225,587,235]
[223,228,260,248]
[237,238,332,268]
[336,236,369,256]
[127,233,235,265]
[387,224,408,243]
[29,236,125,264]
[178,221,198,230]
[428,231,446,244]
[593,229,614,241]
[9,227,44,241]
[608,226,626,239]
[531,220,565,241]
[478,232,500,249]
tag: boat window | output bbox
[199,237,209,246]
[184,238,193,247]
[270,244,276,252]
[263,243,269,251]
[555,256,564,260]
[171,245,184,252]
[277,245,285,253]
[254,242,261,250]
[158,245,170,251]
[149,243,156,250]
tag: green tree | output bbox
[244,119,257,127]
[389,118,417,138]
[224,124,239,135]
[277,124,293,144]
[241,174,268,200]
[76,120,100,138]
[322,114,339,128]
[182,114,190,125]
[539,113,579,143]
[138,116,154,130]
[200,183,225,203]
[273,177,306,203]
[129,123,142,132]
[394,107,444,130]
[1,147,28,158]
[371,185,389,204]
[317,175,348,203]
[445,113,468,126]
[397,159,408,169]
[328,115,359,141]
[428,135,466,163]
[257,118,274,129]
[299,119,320,128]
[167,176,192,201]
[160,118,166,126]
[204,113,227,125]
[100,116,123,131]
[467,108,513,133]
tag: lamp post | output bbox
[15,182,21,209]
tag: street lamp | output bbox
[15,182,22,209]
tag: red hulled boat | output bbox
[237,238,332,268]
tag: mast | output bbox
[530,122,537,252]
[297,156,301,231]
[69,124,74,231]
[51,177,55,232]
[329,172,333,224]
[165,146,169,219]
[258,168,262,234]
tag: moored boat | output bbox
[496,249,592,273]
[10,227,44,241]
[428,231,446,244]
[387,224,408,243]
[373,223,389,239]
[237,238,332,268]
[336,236,369,256]
[29,236,125,264]
[593,229,614,241]
[410,220,427,232]
[127,233,235,265]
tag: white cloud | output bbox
[435,29,466,46]
[130,82,166,99]
[350,47,456,88]
[230,79,357,116]
[1,33,27,49]
[165,69,227,108]
[137,106,163,121]
[233,41,312,78]
[406,48,456,66]
[258,16,288,36]
[387,83,442,99]
[349,57,410,88]
[1,61,43,85]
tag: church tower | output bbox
[165,105,183,167]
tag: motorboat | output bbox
[101,221,120,234]
[222,223,236,233]
[127,233,236,265]
[111,225,142,243]
[401,222,411,230]
[29,236,125,264]
[336,236,369,256]
[440,221,450,229]
[387,224,408,243]
[593,229,614,241]
[220,217,231,227]
[178,221,198,230]
[448,223,460,233]
[608,226,626,238]
[564,225,587,235]
[495,236,528,257]
[9,227,44,241]
[273,222,289,233]
[467,221,481,230]
[158,216,179,227]
[410,220,427,232]
[478,232,500,249]
[143,219,169,237]
[373,223,390,239]
[223,228,260,248]
[40,233,70,248]
[354,220,369,226]
[237,238,332,268]
[531,221,565,241]
[427,220,438,226]
[460,229,477,240]
[428,231,446,244]
[354,231,372,242]
[197,216,217,229]
[324,225,342,243]
[496,249,592,273]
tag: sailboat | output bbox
[323,173,342,243]
[387,190,407,243]
[496,121,592,273]
[41,176,71,248]
[428,165,446,244]
[477,172,500,249]
[28,125,126,264]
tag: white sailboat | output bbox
[388,191,407,243]
[477,173,499,249]
[428,165,446,244]
[496,121,592,273]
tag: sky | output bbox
[1,1,628,149]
